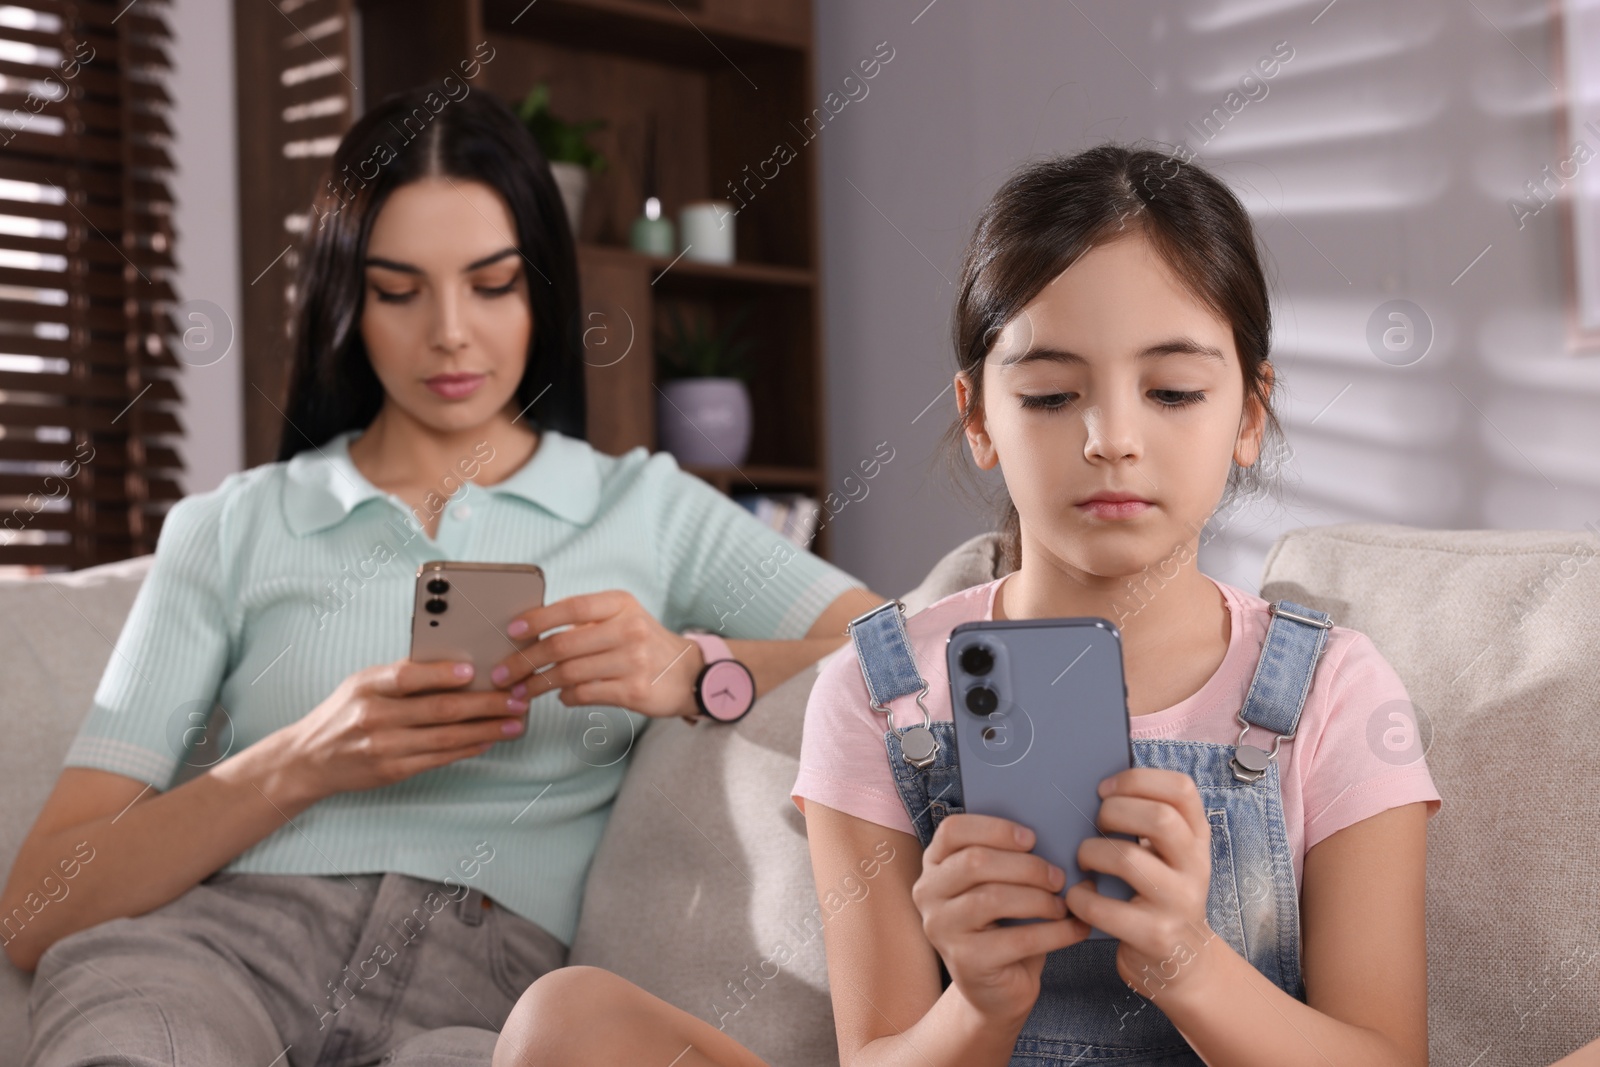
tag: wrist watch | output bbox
[683,631,756,724]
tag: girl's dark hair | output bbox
[274,85,584,462]
[943,144,1285,573]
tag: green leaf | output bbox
[516,83,607,173]
[656,301,760,382]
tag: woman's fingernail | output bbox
[502,719,525,736]
[508,619,529,637]
[512,683,527,700]
[506,697,529,713]
[1015,825,1033,847]
[454,663,474,679]
[491,665,510,685]
[1048,864,1065,888]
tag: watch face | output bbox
[700,660,755,722]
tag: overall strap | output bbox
[1229,600,1335,783]
[846,601,961,995]
[844,599,940,768]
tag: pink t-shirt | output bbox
[791,571,1442,892]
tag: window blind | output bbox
[233,0,357,468]
[0,0,182,572]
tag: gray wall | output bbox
[168,0,244,494]
[815,0,1600,597]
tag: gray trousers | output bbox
[25,871,568,1067]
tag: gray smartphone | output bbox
[410,561,546,693]
[946,617,1137,939]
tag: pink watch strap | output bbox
[685,630,733,665]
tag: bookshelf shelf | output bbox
[681,464,821,493]
[578,244,816,292]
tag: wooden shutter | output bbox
[233,0,358,468]
[0,0,182,572]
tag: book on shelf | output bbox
[732,492,820,549]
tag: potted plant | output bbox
[515,84,607,238]
[655,302,756,467]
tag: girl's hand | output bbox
[273,658,531,804]
[1066,767,1220,1004]
[489,591,702,720]
[913,812,1093,1027]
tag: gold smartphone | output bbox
[409,561,547,692]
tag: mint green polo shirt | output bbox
[64,428,864,944]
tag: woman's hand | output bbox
[269,658,531,804]
[488,591,703,720]
[1066,767,1219,1005]
[912,812,1092,1028]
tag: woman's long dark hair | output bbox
[275,85,584,462]
[943,144,1285,573]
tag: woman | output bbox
[2,86,881,1066]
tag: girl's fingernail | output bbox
[1015,825,1032,847]
[1048,864,1065,888]
[454,663,474,679]
[508,619,529,637]
[512,683,527,700]
[491,665,510,685]
[506,697,529,713]
[502,719,524,736]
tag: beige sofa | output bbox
[2,524,1597,1066]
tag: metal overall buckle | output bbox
[845,599,940,770]
[1229,723,1284,783]
[884,688,939,769]
[1267,601,1335,630]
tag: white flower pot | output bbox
[657,378,752,467]
[549,161,588,238]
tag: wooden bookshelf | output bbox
[236,0,832,557]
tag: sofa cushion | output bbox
[0,553,155,1064]
[1260,522,1600,1067]
[567,534,1006,1067]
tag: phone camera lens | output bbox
[965,685,998,716]
[427,577,450,595]
[425,597,448,615]
[960,644,994,677]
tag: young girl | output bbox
[493,145,1442,1066]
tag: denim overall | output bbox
[845,595,1333,1066]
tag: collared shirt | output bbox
[65,428,863,945]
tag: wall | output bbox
[168,0,244,494]
[814,0,1600,597]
